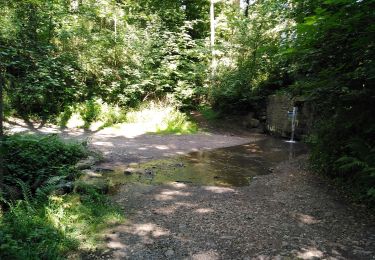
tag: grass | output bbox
[125,101,198,134]
[197,104,220,121]
[0,191,123,259]
[56,99,197,134]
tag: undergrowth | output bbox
[125,100,198,134]
[57,99,126,130]
[1,134,87,192]
[0,134,124,259]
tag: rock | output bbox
[53,181,74,195]
[144,169,154,175]
[94,167,114,173]
[124,168,142,175]
[82,169,102,178]
[75,179,110,194]
[242,112,255,128]
[76,156,96,170]
[268,167,274,173]
[249,118,260,128]
[164,249,174,257]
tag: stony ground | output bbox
[88,156,374,260]
[6,118,375,260]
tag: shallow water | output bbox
[91,136,307,189]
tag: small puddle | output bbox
[86,137,307,190]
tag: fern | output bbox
[35,176,66,201]
[335,156,367,173]
[14,179,35,212]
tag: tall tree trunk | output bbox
[0,77,3,138]
[244,0,250,17]
[210,0,216,79]
[0,72,4,188]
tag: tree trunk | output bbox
[210,0,216,79]
[0,72,4,187]
[245,0,251,17]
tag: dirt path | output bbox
[90,156,374,260]
[5,118,255,165]
[6,119,375,259]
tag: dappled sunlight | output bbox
[155,144,171,150]
[194,208,215,214]
[92,141,114,147]
[293,213,321,225]
[296,247,324,259]
[243,143,263,153]
[105,222,171,252]
[191,250,220,260]
[132,223,170,237]
[204,186,236,194]
[154,189,192,201]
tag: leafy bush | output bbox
[57,100,127,130]
[1,134,87,192]
[79,100,102,129]
[197,105,220,121]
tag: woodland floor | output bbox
[5,117,375,260]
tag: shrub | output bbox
[1,134,87,192]
[79,100,102,129]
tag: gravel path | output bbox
[6,119,375,259]
[87,156,375,260]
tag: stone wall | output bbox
[266,94,314,139]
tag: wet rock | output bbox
[76,156,96,170]
[124,167,137,175]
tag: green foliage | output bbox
[289,0,375,202]
[198,105,220,121]
[57,99,127,130]
[0,187,123,259]
[79,100,102,129]
[0,0,210,122]
[212,0,290,112]
[124,100,198,135]
[0,134,123,258]
[1,134,87,192]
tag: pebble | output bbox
[164,249,174,257]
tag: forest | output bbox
[0,0,374,258]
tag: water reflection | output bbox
[92,137,306,188]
